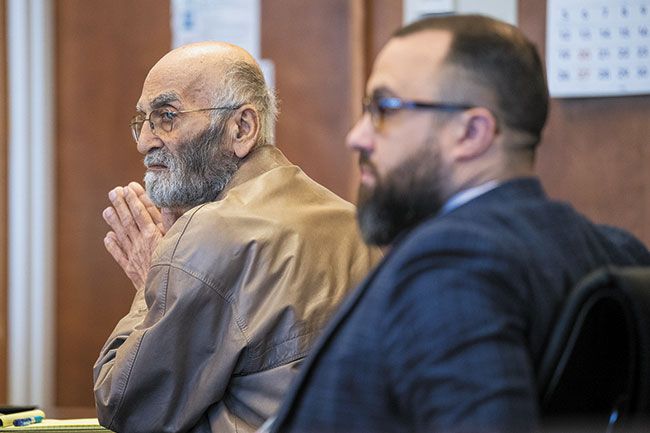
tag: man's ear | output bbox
[451,107,498,161]
[231,106,260,158]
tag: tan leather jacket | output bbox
[93,146,382,433]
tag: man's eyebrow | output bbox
[135,91,181,112]
[367,86,394,99]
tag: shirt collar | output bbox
[441,180,501,214]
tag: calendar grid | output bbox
[547,0,650,97]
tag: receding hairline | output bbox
[393,14,517,39]
[379,27,493,108]
[390,15,524,76]
[148,42,262,89]
[389,14,549,143]
[162,41,258,67]
[141,42,264,105]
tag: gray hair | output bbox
[212,60,278,147]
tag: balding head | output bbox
[161,41,257,65]
[140,41,277,147]
[149,42,256,93]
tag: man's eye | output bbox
[375,102,393,117]
[160,111,177,121]
[377,97,401,112]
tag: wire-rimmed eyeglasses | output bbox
[129,106,240,142]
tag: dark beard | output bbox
[144,123,240,209]
[357,145,444,246]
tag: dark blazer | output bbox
[267,177,650,433]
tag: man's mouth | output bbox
[144,149,172,172]
[358,150,378,186]
[358,162,377,187]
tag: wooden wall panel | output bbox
[518,1,650,245]
[259,0,401,201]
[55,0,171,406]
[0,0,7,403]
[364,0,401,78]
[261,0,362,200]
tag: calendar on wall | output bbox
[546,0,650,97]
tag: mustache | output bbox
[144,148,174,168]
[358,150,378,176]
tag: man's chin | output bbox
[143,175,168,208]
[356,198,395,247]
[357,217,392,247]
[144,171,170,189]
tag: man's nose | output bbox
[345,114,375,153]
[136,121,162,155]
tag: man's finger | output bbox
[128,181,146,195]
[103,206,132,252]
[128,182,163,228]
[105,232,145,290]
[104,232,130,270]
[109,186,139,239]
[123,186,159,234]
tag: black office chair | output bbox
[537,266,650,432]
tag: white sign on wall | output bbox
[546,0,650,97]
[170,0,274,87]
[404,0,455,24]
[171,0,261,57]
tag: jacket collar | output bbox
[442,176,546,216]
[216,145,291,201]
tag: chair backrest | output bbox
[537,266,650,429]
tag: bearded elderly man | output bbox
[263,14,650,433]
[93,42,381,433]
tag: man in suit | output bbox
[263,14,650,433]
[93,42,381,433]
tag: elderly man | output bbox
[263,14,650,433]
[93,42,381,433]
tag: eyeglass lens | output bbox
[130,109,177,142]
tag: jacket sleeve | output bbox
[93,262,247,433]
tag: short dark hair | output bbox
[394,14,549,146]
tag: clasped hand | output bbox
[102,182,165,291]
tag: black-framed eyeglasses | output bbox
[129,106,240,142]
[362,96,475,128]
